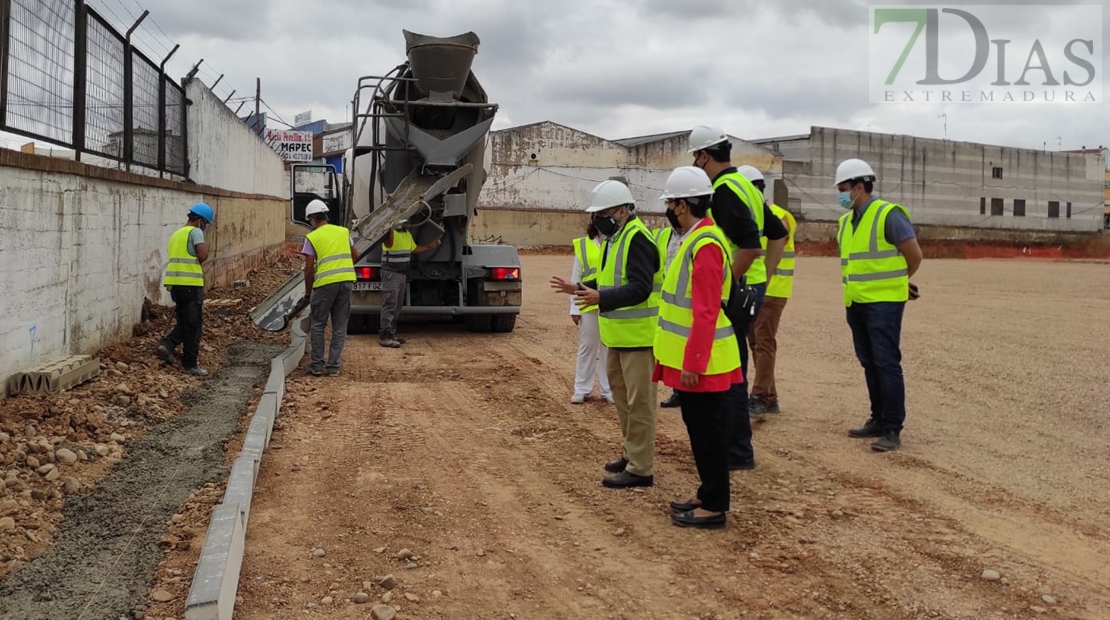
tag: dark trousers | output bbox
[379,269,406,338]
[724,281,766,465]
[679,389,730,512]
[309,281,354,372]
[846,301,907,431]
[162,285,204,368]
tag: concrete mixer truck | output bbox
[250,30,522,334]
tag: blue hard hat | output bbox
[189,203,214,223]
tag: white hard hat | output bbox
[305,199,329,217]
[585,179,635,213]
[737,165,764,182]
[660,166,713,201]
[835,158,876,185]
[687,124,729,153]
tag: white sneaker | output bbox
[602,394,616,404]
[571,393,586,404]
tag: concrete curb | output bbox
[183,312,309,620]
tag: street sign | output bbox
[294,110,312,125]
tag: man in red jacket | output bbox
[653,166,743,530]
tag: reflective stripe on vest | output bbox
[652,226,675,300]
[307,224,356,288]
[709,171,768,285]
[596,217,660,348]
[837,200,910,307]
[383,229,417,269]
[653,223,741,376]
[163,225,204,287]
[766,203,796,299]
[572,236,602,314]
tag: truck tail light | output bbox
[357,266,380,281]
[489,267,520,281]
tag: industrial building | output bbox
[755,127,1107,233]
[478,121,781,214]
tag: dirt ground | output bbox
[163,253,1103,620]
[0,252,299,619]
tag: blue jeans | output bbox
[724,281,767,466]
[845,301,906,431]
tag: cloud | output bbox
[29,0,1110,154]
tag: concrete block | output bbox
[279,339,305,377]
[222,457,256,527]
[185,503,245,620]
[8,355,99,395]
[264,362,285,402]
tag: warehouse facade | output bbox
[755,127,1106,233]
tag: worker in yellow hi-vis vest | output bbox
[301,200,359,376]
[156,203,215,377]
[550,179,661,490]
[654,220,685,410]
[378,221,442,348]
[738,166,794,416]
[568,220,613,404]
[835,158,923,453]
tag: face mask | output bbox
[693,155,706,171]
[665,204,682,230]
[593,214,619,237]
[837,190,855,209]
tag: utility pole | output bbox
[255,77,261,135]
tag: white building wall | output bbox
[185,80,288,198]
[479,122,784,216]
[761,127,1105,232]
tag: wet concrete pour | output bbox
[0,341,283,620]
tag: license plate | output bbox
[353,281,382,291]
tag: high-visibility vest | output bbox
[709,171,768,285]
[572,235,602,314]
[653,226,677,302]
[596,217,659,348]
[765,203,796,299]
[837,200,911,307]
[382,229,417,271]
[653,223,741,375]
[164,225,205,288]
[306,224,356,289]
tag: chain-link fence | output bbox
[0,0,186,176]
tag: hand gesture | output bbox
[549,276,576,295]
[681,371,699,388]
[571,315,581,326]
[909,282,920,301]
[574,285,600,308]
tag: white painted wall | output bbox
[186,80,289,199]
[479,122,784,216]
[0,165,227,389]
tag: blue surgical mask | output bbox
[837,191,854,209]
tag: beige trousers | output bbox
[605,348,658,476]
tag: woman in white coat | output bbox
[570,221,614,404]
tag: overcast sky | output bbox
[2,0,1107,154]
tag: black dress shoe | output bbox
[728,459,755,471]
[603,457,628,473]
[602,470,654,489]
[871,430,901,452]
[669,499,701,512]
[670,509,726,530]
[848,418,885,438]
[660,392,681,408]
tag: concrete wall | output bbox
[186,79,289,199]
[479,122,783,216]
[759,127,1105,232]
[0,150,285,396]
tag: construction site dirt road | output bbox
[170,254,1109,620]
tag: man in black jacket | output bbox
[551,180,661,489]
[687,124,788,470]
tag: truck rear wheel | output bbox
[490,314,517,333]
